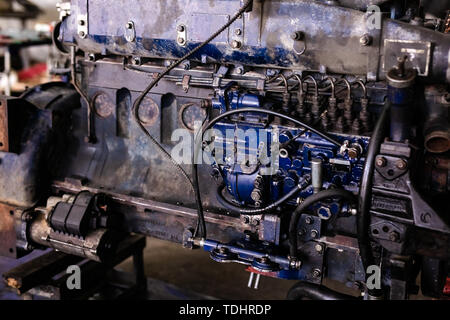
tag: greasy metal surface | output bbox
[59,0,450,82]
[52,180,253,244]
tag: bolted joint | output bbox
[376,156,387,168]
[231,40,242,49]
[360,34,372,46]
[291,31,304,41]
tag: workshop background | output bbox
[0,0,300,299]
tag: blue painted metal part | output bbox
[202,239,309,280]
[210,91,369,209]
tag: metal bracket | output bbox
[125,21,136,42]
[177,24,187,47]
[77,14,88,39]
[182,75,191,93]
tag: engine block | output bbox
[0,0,449,300]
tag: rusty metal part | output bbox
[3,235,146,297]
[0,203,17,258]
[0,98,10,153]
[93,92,114,118]
[425,130,450,154]
[2,251,82,295]
[138,96,160,126]
[51,180,255,244]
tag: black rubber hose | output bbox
[357,102,390,297]
[286,282,359,300]
[216,177,311,216]
[198,107,341,147]
[288,188,356,258]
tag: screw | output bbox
[133,57,141,65]
[389,231,400,242]
[315,244,323,253]
[231,40,242,49]
[312,269,322,278]
[177,37,186,45]
[235,28,242,36]
[177,25,185,32]
[291,31,304,41]
[310,230,318,239]
[88,54,95,61]
[420,213,431,223]
[305,216,314,225]
[396,159,408,170]
[78,20,85,26]
[236,67,244,75]
[360,34,372,46]
[298,228,306,236]
[78,31,86,38]
[126,22,133,29]
[376,157,387,168]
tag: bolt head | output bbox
[396,159,408,170]
[310,230,318,238]
[291,31,304,41]
[389,231,400,242]
[376,157,387,168]
[315,244,323,253]
[219,247,228,254]
[231,40,242,49]
[360,34,372,46]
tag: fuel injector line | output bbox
[216,176,311,216]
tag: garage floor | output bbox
[117,237,360,300]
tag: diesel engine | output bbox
[0,0,449,300]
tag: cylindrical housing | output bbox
[311,158,323,194]
[386,67,416,142]
[29,212,118,263]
